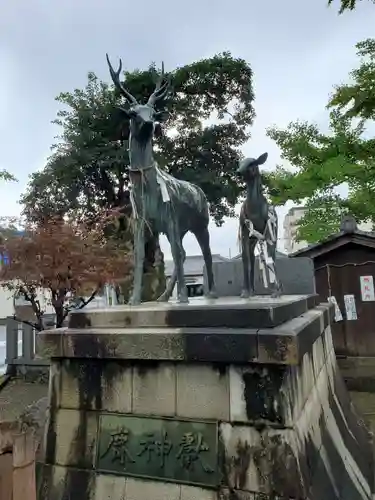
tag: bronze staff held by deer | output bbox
[106,54,217,305]
[238,152,282,298]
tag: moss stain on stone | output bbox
[44,368,58,465]
[136,360,161,376]
[61,336,126,499]
[242,366,286,424]
[251,434,304,498]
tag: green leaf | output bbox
[328,0,375,14]
[0,170,17,183]
[266,37,375,243]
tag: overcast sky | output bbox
[1,0,375,259]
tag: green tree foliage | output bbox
[0,170,17,183]
[328,0,375,13]
[21,53,254,300]
[21,53,254,227]
[265,38,375,244]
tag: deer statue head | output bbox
[237,152,268,180]
[106,54,171,144]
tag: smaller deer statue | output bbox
[238,153,282,298]
[106,54,217,305]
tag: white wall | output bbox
[0,286,17,317]
[0,282,121,318]
[0,284,55,319]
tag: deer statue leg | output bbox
[167,224,188,303]
[128,219,145,305]
[195,227,217,298]
[240,225,250,298]
[157,246,186,302]
[157,267,176,302]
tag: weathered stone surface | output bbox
[176,364,230,420]
[53,409,98,469]
[35,297,375,500]
[326,354,374,496]
[311,334,325,380]
[295,345,374,500]
[126,477,180,500]
[55,359,133,413]
[37,464,67,500]
[220,422,305,498]
[257,307,325,365]
[218,489,275,499]
[180,484,217,500]
[68,295,318,330]
[229,365,289,425]
[322,323,334,365]
[0,376,49,423]
[36,331,62,359]
[229,338,318,427]
[37,464,96,500]
[132,363,176,416]
[37,304,329,367]
[295,381,324,487]
[94,474,126,500]
[39,327,259,363]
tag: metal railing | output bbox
[4,317,51,370]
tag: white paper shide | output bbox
[344,294,358,321]
[327,296,343,322]
[360,275,375,302]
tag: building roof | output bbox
[164,254,230,276]
[231,250,288,260]
[289,228,375,260]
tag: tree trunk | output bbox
[141,234,166,302]
[118,234,166,303]
[53,305,65,328]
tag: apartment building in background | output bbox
[283,206,374,254]
[283,207,308,254]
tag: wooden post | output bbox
[21,323,35,362]
[5,317,18,364]
[0,452,12,500]
[12,431,36,500]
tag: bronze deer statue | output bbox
[238,153,282,298]
[106,54,217,305]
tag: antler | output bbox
[147,62,171,107]
[106,53,138,105]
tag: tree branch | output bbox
[18,287,44,330]
[12,315,41,331]
[77,289,99,309]
[62,288,99,321]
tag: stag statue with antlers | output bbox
[106,54,217,305]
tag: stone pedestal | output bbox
[35,295,374,500]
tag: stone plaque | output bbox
[96,414,218,487]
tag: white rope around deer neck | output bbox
[129,162,171,221]
[155,166,170,203]
[245,208,277,288]
[244,209,277,246]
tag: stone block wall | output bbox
[36,299,374,500]
[37,329,374,497]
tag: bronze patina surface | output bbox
[96,414,218,487]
